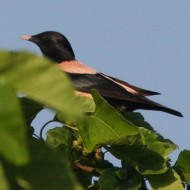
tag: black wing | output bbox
[103,74,160,96]
[67,73,137,101]
[66,72,183,117]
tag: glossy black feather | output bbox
[105,74,160,96]
[67,73,183,117]
[28,31,75,62]
[68,73,135,100]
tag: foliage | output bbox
[0,50,189,190]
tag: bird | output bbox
[20,31,183,117]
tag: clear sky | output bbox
[1,1,189,162]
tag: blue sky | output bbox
[1,1,189,162]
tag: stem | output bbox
[39,120,55,139]
[74,162,100,177]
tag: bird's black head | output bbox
[22,31,75,63]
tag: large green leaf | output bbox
[116,166,143,190]
[22,140,83,190]
[148,169,184,190]
[106,145,167,175]
[0,50,81,119]
[57,95,95,124]
[77,90,140,152]
[124,112,178,157]
[98,169,119,190]
[19,97,44,126]
[2,140,83,190]
[0,161,9,190]
[140,128,177,157]
[174,150,190,185]
[0,82,29,165]
[77,96,95,113]
[123,112,153,130]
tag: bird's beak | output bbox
[19,35,32,41]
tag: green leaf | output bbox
[174,150,190,184]
[0,161,10,190]
[77,90,140,152]
[116,167,143,190]
[19,97,44,126]
[98,169,119,190]
[46,127,73,149]
[124,112,153,130]
[0,50,82,119]
[0,82,29,165]
[106,145,167,175]
[46,127,80,167]
[77,96,95,113]
[148,169,184,190]
[140,128,178,157]
[124,112,178,157]
[75,167,93,188]
[18,140,83,190]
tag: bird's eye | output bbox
[42,36,47,41]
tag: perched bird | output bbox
[20,31,183,117]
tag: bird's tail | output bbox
[106,96,183,117]
[129,96,183,117]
